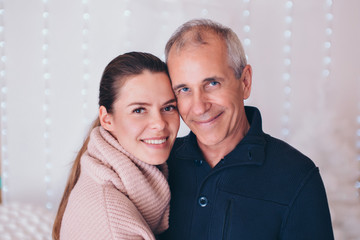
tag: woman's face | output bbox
[101,70,180,165]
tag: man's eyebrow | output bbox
[173,84,187,91]
[173,76,224,91]
[203,76,224,82]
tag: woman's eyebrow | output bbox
[127,99,176,107]
[162,99,177,106]
[127,102,151,107]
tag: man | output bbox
[161,19,334,239]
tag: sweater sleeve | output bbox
[281,167,334,240]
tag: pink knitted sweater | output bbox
[60,126,171,240]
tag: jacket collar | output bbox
[175,106,266,166]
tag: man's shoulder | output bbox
[263,133,316,171]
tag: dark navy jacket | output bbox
[160,106,334,240]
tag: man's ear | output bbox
[99,106,114,131]
[242,64,252,100]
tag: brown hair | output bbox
[165,18,247,79]
[52,52,168,240]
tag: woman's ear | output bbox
[99,106,114,131]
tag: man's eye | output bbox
[209,81,219,86]
[180,87,189,93]
[133,108,145,113]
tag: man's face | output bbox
[167,36,251,148]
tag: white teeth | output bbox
[143,139,167,145]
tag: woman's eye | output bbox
[163,105,177,112]
[133,108,145,114]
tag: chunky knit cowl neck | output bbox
[61,126,171,239]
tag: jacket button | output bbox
[194,159,203,166]
[248,150,252,160]
[198,196,208,207]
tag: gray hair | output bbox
[165,19,247,79]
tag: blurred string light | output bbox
[42,0,53,210]
[357,99,360,195]
[200,4,209,47]
[160,9,170,61]
[201,7,208,17]
[122,1,132,50]
[0,1,9,204]
[242,0,251,61]
[281,0,294,140]
[319,0,333,109]
[82,0,91,125]
[323,0,333,79]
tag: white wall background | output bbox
[0,0,359,239]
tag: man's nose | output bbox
[191,91,210,115]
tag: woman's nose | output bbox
[150,112,166,130]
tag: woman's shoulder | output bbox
[60,174,113,239]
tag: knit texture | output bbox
[60,126,170,240]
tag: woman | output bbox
[52,52,180,240]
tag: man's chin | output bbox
[195,133,224,147]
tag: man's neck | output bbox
[197,121,250,168]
